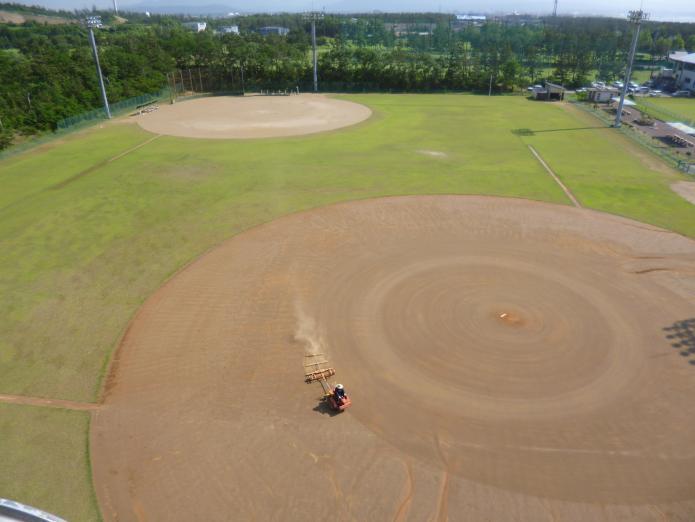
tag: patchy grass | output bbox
[0,404,98,521]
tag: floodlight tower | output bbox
[86,16,111,119]
[113,0,119,15]
[553,0,558,16]
[304,11,324,93]
[614,10,649,128]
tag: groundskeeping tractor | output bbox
[304,354,352,412]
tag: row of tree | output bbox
[1,7,695,149]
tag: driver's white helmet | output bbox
[336,384,344,389]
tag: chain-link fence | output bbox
[1,88,172,161]
[570,101,688,170]
[56,89,170,129]
[633,98,695,128]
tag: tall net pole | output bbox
[86,17,111,119]
[614,10,648,128]
[312,19,318,92]
[305,11,323,93]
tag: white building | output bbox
[183,21,207,33]
[669,52,695,92]
[258,26,290,36]
[219,25,240,34]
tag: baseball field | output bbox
[1,93,695,521]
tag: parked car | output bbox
[673,90,692,98]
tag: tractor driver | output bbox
[334,384,346,401]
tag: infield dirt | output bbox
[135,94,372,139]
[91,196,695,521]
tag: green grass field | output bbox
[0,404,98,521]
[1,93,694,521]
[637,96,695,124]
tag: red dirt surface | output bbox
[92,196,695,521]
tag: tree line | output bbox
[1,4,695,149]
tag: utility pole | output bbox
[553,0,558,17]
[304,11,323,93]
[614,10,648,128]
[86,16,111,119]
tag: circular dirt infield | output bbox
[135,94,372,139]
[92,196,695,521]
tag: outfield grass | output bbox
[0,404,98,521]
[1,93,694,520]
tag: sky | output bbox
[22,0,695,22]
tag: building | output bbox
[452,15,486,31]
[219,25,240,34]
[587,87,620,103]
[384,23,436,37]
[533,82,565,101]
[669,52,695,92]
[183,21,207,32]
[532,83,565,101]
[456,14,486,25]
[258,26,290,37]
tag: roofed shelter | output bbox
[532,83,565,101]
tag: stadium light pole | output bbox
[614,10,648,128]
[86,16,112,119]
[304,11,323,93]
[113,0,119,15]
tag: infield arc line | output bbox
[528,145,582,208]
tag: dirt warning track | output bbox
[92,196,695,521]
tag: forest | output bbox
[1,2,695,149]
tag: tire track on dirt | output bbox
[392,460,414,522]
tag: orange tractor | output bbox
[304,354,352,412]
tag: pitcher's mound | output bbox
[136,94,372,139]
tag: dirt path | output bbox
[92,196,695,521]
[528,145,581,207]
[673,181,695,205]
[0,394,98,411]
[135,94,372,139]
